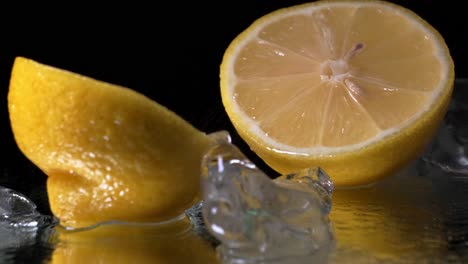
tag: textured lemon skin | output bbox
[220,0,455,187]
[8,57,213,227]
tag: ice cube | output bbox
[0,186,39,220]
[423,81,468,174]
[0,186,56,253]
[201,142,334,263]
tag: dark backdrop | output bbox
[0,1,466,215]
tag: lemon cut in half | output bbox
[220,0,454,186]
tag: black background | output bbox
[0,1,466,215]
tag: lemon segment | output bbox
[8,57,214,228]
[220,0,454,186]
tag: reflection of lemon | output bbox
[8,57,214,228]
[330,166,447,262]
[51,219,219,264]
[220,0,454,186]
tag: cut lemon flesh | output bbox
[220,0,454,186]
[8,57,214,228]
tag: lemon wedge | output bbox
[8,57,213,228]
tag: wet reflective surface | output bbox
[49,218,219,264]
[330,161,468,263]
[0,80,467,263]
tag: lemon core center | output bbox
[320,43,364,83]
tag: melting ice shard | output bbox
[0,186,56,254]
[0,186,43,226]
[423,81,468,174]
[1,187,37,217]
[201,142,334,263]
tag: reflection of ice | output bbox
[201,141,334,263]
[423,80,468,174]
[185,200,220,248]
[0,186,56,260]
